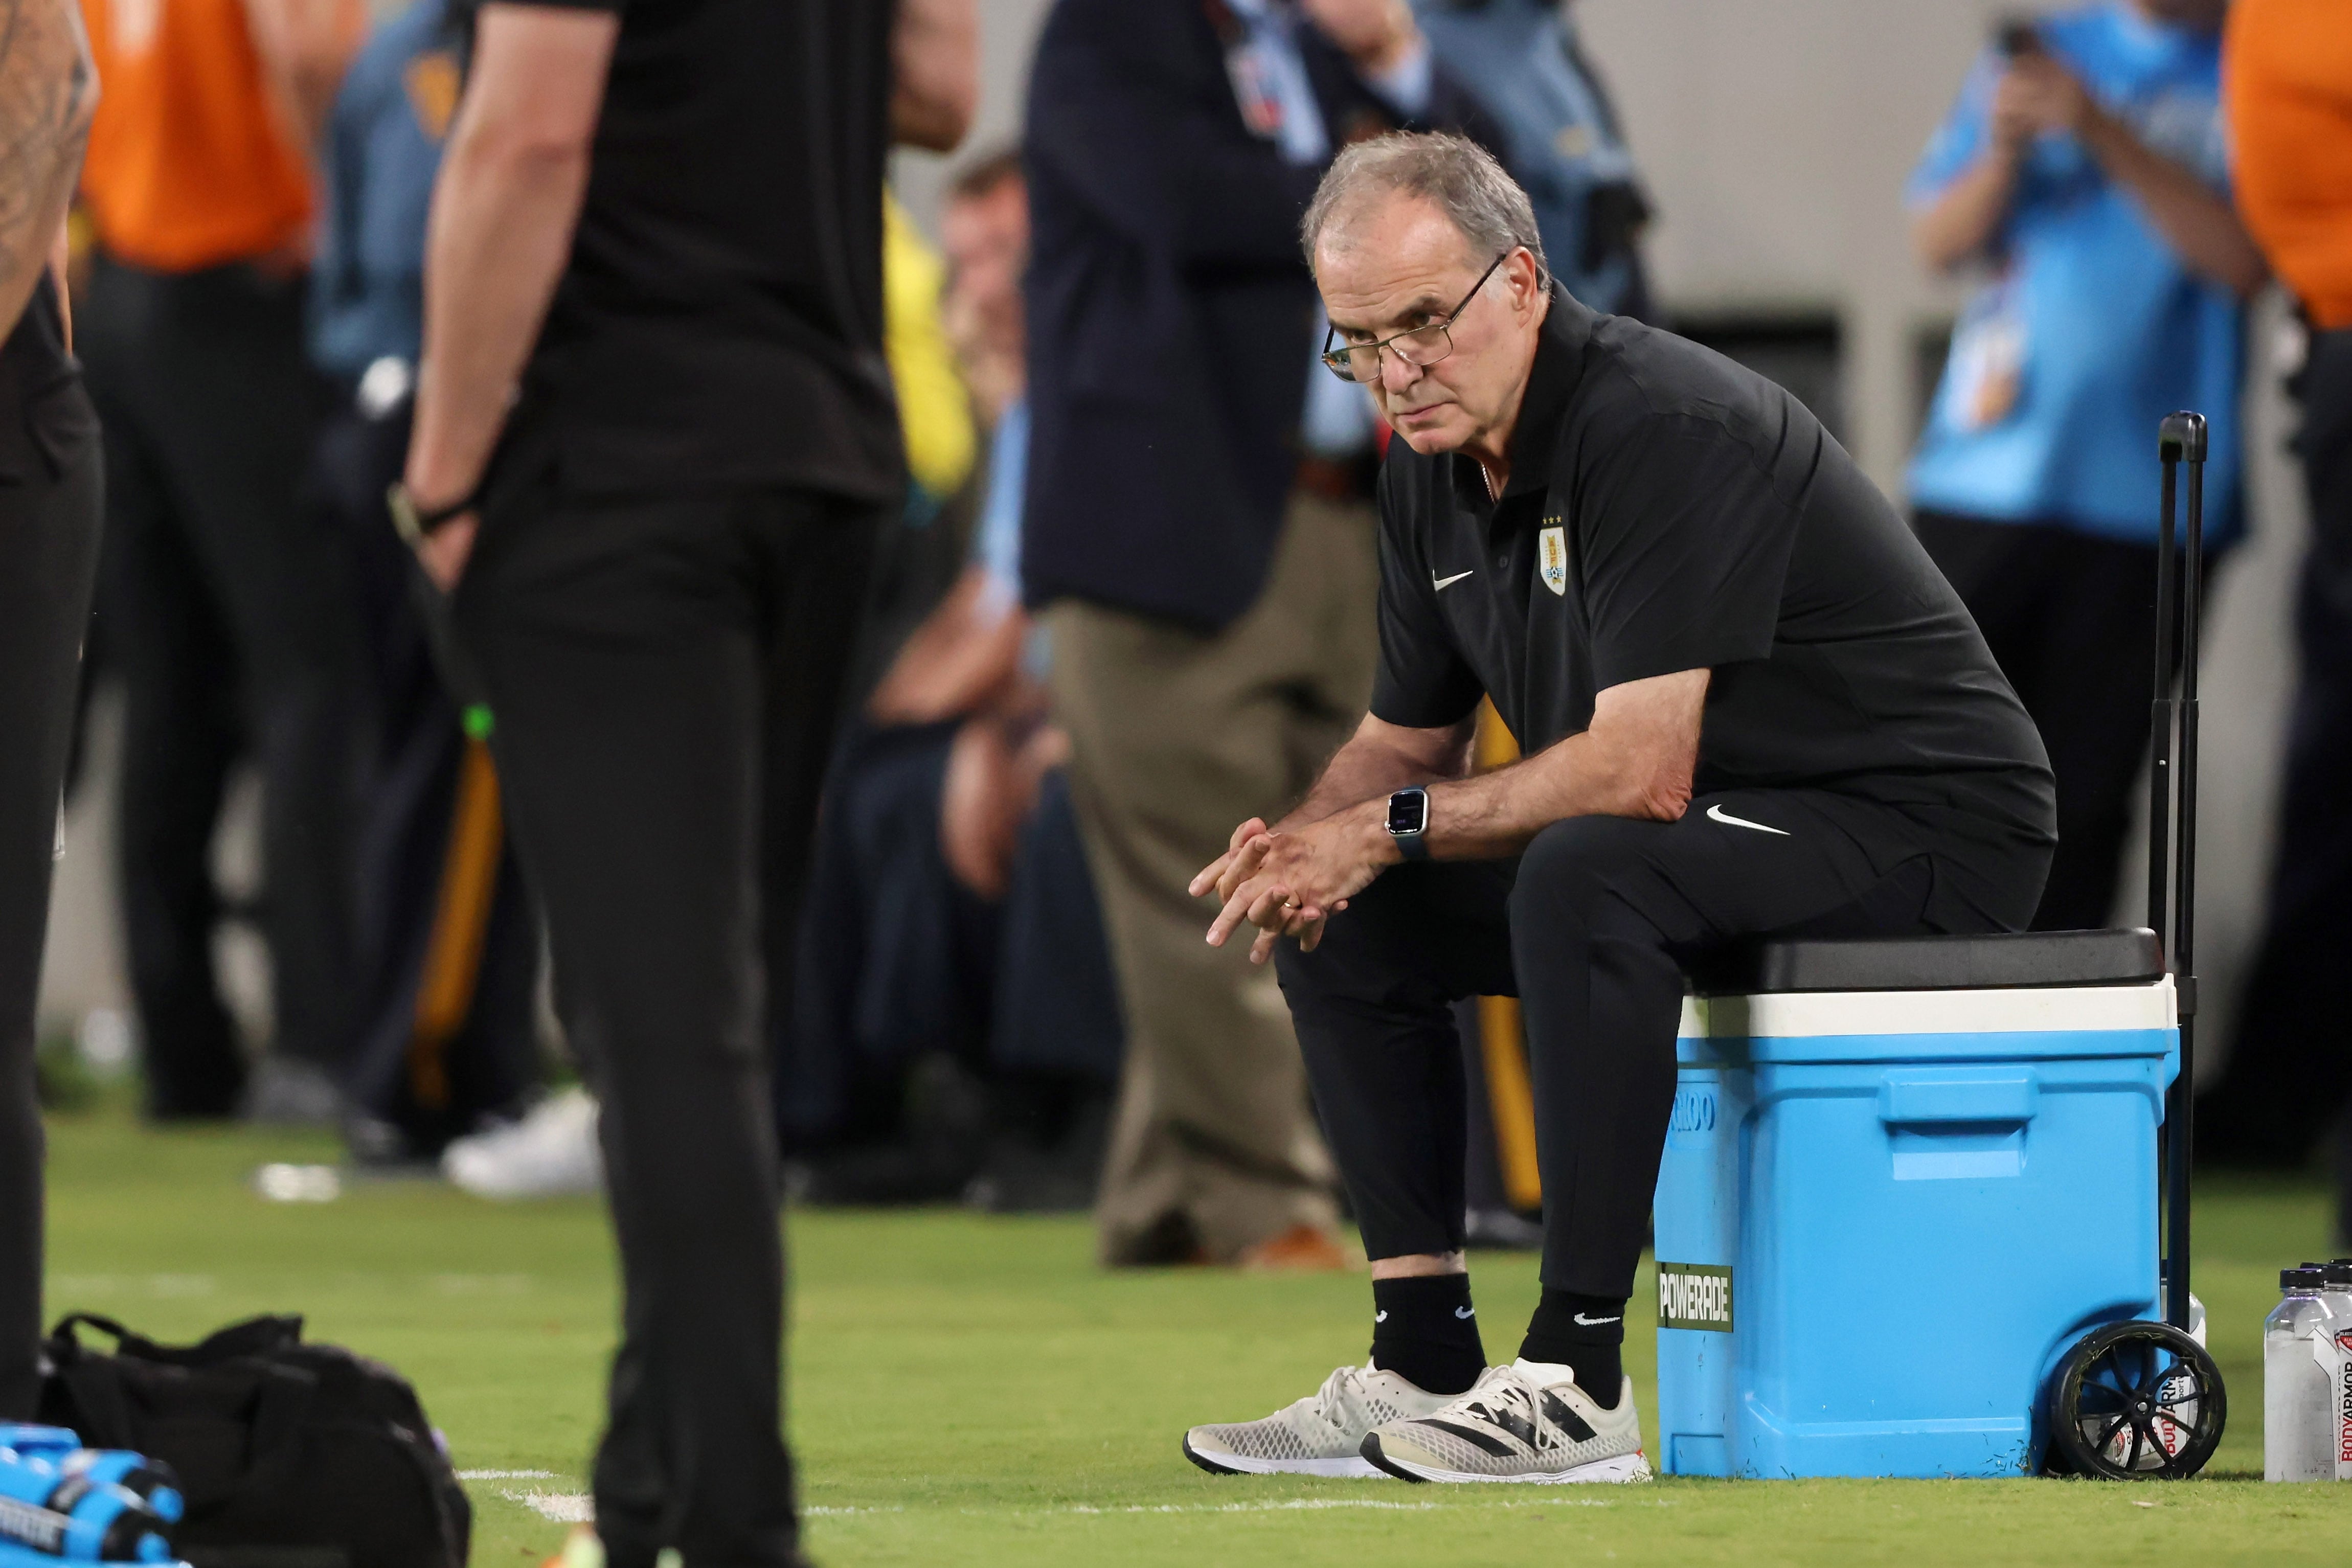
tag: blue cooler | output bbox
[1652,929,2177,1479]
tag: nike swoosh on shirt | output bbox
[1432,570,1474,591]
[1572,1313,1621,1327]
[1706,803,1790,837]
[1454,1306,1476,1320]
[1374,1310,1388,1323]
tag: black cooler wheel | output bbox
[2046,1320,2225,1480]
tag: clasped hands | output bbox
[1189,800,1396,966]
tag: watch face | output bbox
[1387,789,1427,836]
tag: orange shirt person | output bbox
[2225,0,2352,328]
[72,0,368,1124]
[2197,0,2352,1185]
[78,0,360,271]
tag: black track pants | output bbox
[1911,511,2202,932]
[2200,326,2352,1166]
[450,446,879,1568]
[80,256,355,1111]
[1275,789,2049,1298]
[0,352,102,1416]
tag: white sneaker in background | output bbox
[443,1087,602,1199]
[1359,1361,1652,1484]
[1183,1362,1458,1479]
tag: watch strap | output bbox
[387,481,482,548]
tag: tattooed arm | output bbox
[0,0,94,339]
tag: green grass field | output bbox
[36,1102,2352,1566]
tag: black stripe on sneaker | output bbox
[1417,1419,1516,1458]
[1487,1404,1539,1448]
[1539,1391,1596,1443]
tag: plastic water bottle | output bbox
[2323,1261,2352,1480]
[2157,1264,2208,1347]
[2267,1267,2338,1481]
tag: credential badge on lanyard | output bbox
[1944,270,2027,433]
[1205,0,1286,141]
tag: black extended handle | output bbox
[2154,410,2205,1333]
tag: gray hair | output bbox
[1301,131,1548,278]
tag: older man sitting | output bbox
[1181,132,2056,1485]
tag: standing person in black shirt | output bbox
[0,0,101,1422]
[1182,133,2055,1486]
[398,0,972,1560]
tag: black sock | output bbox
[1368,1274,1485,1396]
[1519,1288,1625,1406]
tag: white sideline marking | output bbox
[502,1490,593,1524]
[459,1470,559,1481]
[804,1498,1654,1518]
[490,1495,1666,1526]
[1058,1499,1634,1515]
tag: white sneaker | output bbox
[443,1088,602,1199]
[1360,1360,1652,1484]
[1184,1363,1458,1479]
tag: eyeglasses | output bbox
[1320,251,1513,385]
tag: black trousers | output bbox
[779,722,1123,1150]
[2201,327,2352,1170]
[450,441,879,1568]
[0,362,103,1416]
[79,256,355,1113]
[1275,789,2049,1298]
[1912,512,2189,932]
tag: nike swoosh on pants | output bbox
[1706,803,1789,837]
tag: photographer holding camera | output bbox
[1904,1,2261,932]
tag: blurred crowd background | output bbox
[30,0,2352,1249]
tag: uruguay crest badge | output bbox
[1538,523,1569,597]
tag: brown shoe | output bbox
[1236,1223,1348,1272]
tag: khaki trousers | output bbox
[1046,492,1381,1264]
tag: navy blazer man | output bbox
[1023,0,1495,629]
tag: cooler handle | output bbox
[1877,1070,2039,1125]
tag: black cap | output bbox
[2283,1267,2326,1290]
[2324,1261,2352,1285]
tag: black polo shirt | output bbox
[504,0,902,503]
[1372,296,2055,852]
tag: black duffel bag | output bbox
[37,1313,471,1568]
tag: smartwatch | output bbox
[1386,786,1431,861]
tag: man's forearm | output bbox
[1912,148,2020,273]
[890,0,975,152]
[1415,731,1665,859]
[1272,719,1471,833]
[2078,108,2265,297]
[1418,669,1709,858]
[0,0,94,338]
[405,122,592,507]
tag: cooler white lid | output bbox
[1678,974,2176,1040]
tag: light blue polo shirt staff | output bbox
[1905,2,2242,547]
